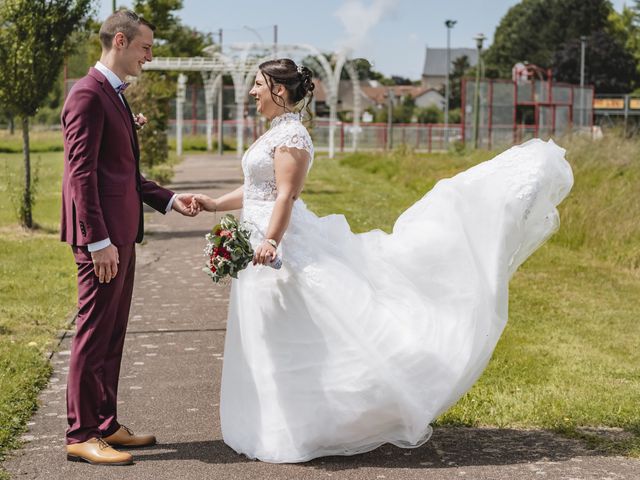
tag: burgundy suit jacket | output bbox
[60,67,174,247]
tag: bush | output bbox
[144,164,174,186]
[450,139,467,155]
[448,108,461,124]
[416,106,443,124]
[127,72,172,170]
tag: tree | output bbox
[447,55,471,110]
[65,21,104,79]
[133,0,182,35]
[391,75,412,86]
[348,58,388,82]
[553,30,639,93]
[301,55,391,84]
[608,4,640,78]
[0,0,92,228]
[373,94,416,123]
[485,0,612,77]
[128,0,211,171]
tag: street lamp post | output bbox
[579,35,587,129]
[444,19,457,148]
[273,25,278,57]
[386,88,395,150]
[473,33,486,149]
[176,74,187,156]
[215,28,224,155]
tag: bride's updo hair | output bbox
[258,58,315,119]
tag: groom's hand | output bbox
[192,193,216,212]
[172,193,200,217]
[91,244,119,284]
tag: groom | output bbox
[60,10,198,465]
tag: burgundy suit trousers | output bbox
[66,243,135,444]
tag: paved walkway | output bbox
[4,154,640,479]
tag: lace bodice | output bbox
[242,112,314,202]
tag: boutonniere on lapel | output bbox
[133,113,148,131]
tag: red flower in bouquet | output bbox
[203,214,254,283]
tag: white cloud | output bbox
[334,0,400,51]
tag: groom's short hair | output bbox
[99,9,156,51]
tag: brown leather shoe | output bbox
[103,425,156,448]
[66,438,133,465]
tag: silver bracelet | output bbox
[265,238,278,249]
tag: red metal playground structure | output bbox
[462,64,594,149]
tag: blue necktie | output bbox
[115,82,130,94]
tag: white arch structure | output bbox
[142,43,363,158]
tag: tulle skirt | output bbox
[219,139,573,463]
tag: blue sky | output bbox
[100,0,631,80]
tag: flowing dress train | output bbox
[219,112,573,463]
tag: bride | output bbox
[192,58,573,463]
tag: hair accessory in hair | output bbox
[296,65,304,75]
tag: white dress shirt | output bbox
[88,62,176,252]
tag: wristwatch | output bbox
[265,238,278,249]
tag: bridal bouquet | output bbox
[203,214,254,283]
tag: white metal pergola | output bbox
[142,43,363,159]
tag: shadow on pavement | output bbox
[310,427,601,471]
[136,440,250,465]
[137,427,604,470]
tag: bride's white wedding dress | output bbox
[219,112,573,463]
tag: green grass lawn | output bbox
[0,130,63,154]
[0,150,76,474]
[0,131,188,476]
[1,152,67,230]
[0,131,638,474]
[303,136,640,457]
